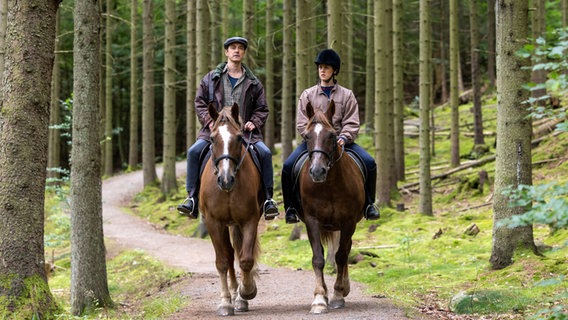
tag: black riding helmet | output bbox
[223,36,248,50]
[314,49,341,75]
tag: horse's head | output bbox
[304,100,341,183]
[208,102,244,192]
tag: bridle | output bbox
[211,131,252,176]
[307,124,345,168]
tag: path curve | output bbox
[102,162,432,319]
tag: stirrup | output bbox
[364,203,380,220]
[263,199,279,220]
[177,197,197,219]
[285,207,300,224]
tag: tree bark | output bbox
[364,1,374,131]
[470,0,484,146]
[280,0,293,160]
[0,0,60,317]
[419,0,433,215]
[142,0,157,186]
[490,0,537,270]
[104,0,114,176]
[128,0,139,170]
[449,0,460,167]
[71,0,114,314]
[162,0,177,196]
[393,0,405,182]
[264,0,275,150]
[48,11,62,185]
[487,0,496,88]
[186,0,197,145]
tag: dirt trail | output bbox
[102,162,432,319]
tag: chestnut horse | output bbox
[298,100,366,314]
[199,103,262,316]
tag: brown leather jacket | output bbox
[194,62,268,143]
[296,83,360,144]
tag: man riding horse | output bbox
[178,37,279,220]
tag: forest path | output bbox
[101,162,432,319]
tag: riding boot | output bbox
[177,190,199,219]
[263,188,279,220]
[285,207,300,224]
[364,167,380,220]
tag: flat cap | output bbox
[223,36,248,50]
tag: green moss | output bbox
[0,274,61,319]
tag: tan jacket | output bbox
[296,84,360,144]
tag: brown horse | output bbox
[298,100,366,314]
[199,103,262,316]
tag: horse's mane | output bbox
[216,106,243,130]
[307,107,333,129]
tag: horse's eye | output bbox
[210,136,216,144]
[237,135,243,142]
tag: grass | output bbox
[43,93,568,318]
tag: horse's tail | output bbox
[321,230,339,272]
[231,226,260,278]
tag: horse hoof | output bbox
[216,305,235,316]
[234,298,249,312]
[329,298,345,309]
[310,304,328,314]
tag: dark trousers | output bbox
[281,141,376,210]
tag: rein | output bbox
[308,141,345,168]
[212,131,253,175]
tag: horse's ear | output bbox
[306,102,314,119]
[231,103,240,125]
[208,102,218,122]
[326,100,335,121]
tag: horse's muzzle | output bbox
[217,174,235,192]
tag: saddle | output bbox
[198,141,263,178]
[290,149,366,208]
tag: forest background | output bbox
[0,0,567,318]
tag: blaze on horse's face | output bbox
[208,103,243,192]
[305,100,337,183]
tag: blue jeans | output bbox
[185,138,274,198]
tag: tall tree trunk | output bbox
[564,0,568,27]
[449,0,460,167]
[364,0,374,131]
[530,0,547,104]
[327,0,342,63]
[470,0,484,146]
[48,11,62,185]
[487,0,496,88]
[0,0,6,103]
[242,0,255,68]
[142,0,158,186]
[0,0,59,317]
[393,0,405,181]
[490,0,537,270]
[128,0,139,170]
[280,0,293,160]
[196,0,209,83]
[104,0,114,176]
[375,0,394,206]
[71,0,114,314]
[210,0,221,66]
[187,0,197,145]
[264,0,275,150]
[296,0,309,118]
[162,0,177,196]
[419,0,433,215]
[345,0,353,90]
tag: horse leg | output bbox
[305,220,328,314]
[209,223,235,316]
[237,222,258,301]
[329,230,354,309]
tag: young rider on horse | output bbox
[281,49,380,224]
[178,36,279,220]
